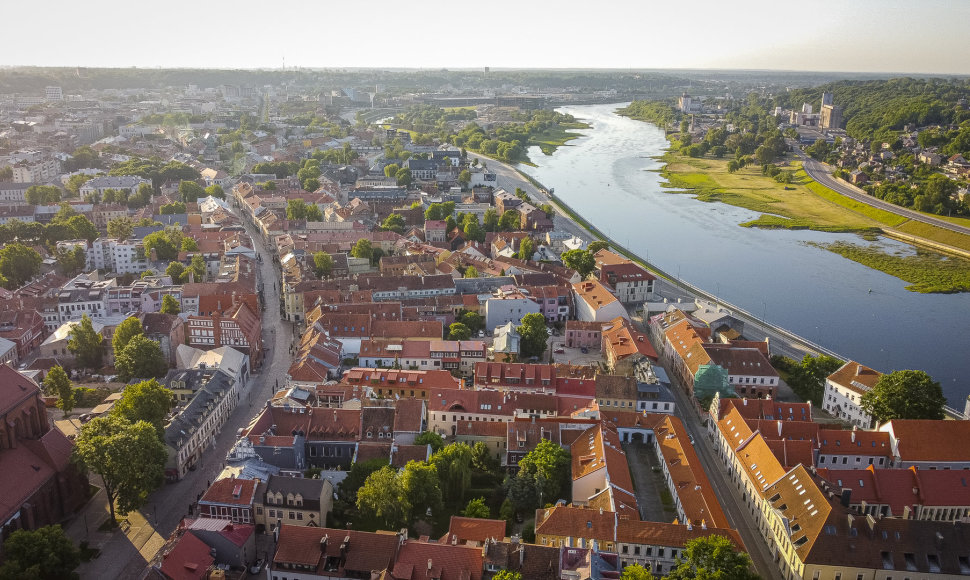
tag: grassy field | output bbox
[893,220,970,253]
[661,154,883,232]
[810,241,970,293]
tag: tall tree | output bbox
[0,525,81,580]
[429,442,473,502]
[400,460,443,520]
[666,535,758,580]
[112,316,144,357]
[54,246,86,276]
[106,216,134,240]
[114,336,168,382]
[462,497,490,519]
[72,415,166,523]
[620,564,656,580]
[181,238,199,252]
[356,466,406,529]
[517,313,549,359]
[160,294,180,315]
[42,365,75,416]
[483,208,499,232]
[24,185,62,205]
[464,266,479,278]
[381,213,407,234]
[515,438,571,507]
[0,243,42,289]
[205,184,225,199]
[313,252,334,279]
[499,210,521,231]
[448,322,471,341]
[67,314,104,370]
[860,369,946,423]
[165,261,186,283]
[517,237,535,261]
[109,378,172,436]
[561,249,596,279]
[351,238,373,261]
[66,215,99,242]
[178,180,206,202]
[414,430,445,453]
[142,230,178,261]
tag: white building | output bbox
[0,182,34,206]
[45,86,63,101]
[823,361,881,428]
[78,175,150,197]
[88,238,151,274]
[572,280,628,323]
[12,158,60,183]
[483,286,541,331]
[55,273,115,325]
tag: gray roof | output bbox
[263,474,328,498]
[82,175,150,189]
[454,276,515,295]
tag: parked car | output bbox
[250,558,264,574]
[554,347,565,354]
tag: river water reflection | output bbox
[518,103,969,407]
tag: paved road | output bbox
[796,148,970,236]
[70,203,294,579]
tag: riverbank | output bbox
[654,145,970,293]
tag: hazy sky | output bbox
[6,0,968,74]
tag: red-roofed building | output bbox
[601,317,657,375]
[185,299,262,370]
[343,367,459,400]
[158,531,214,580]
[270,525,399,579]
[198,477,258,524]
[428,388,559,437]
[879,419,970,469]
[594,250,656,304]
[820,466,970,521]
[440,516,507,546]
[391,538,484,580]
[473,362,556,393]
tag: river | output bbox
[517,103,970,408]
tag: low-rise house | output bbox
[342,367,460,400]
[184,518,257,570]
[157,531,214,580]
[185,300,262,370]
[198,477,257,524]
[818,466,970,521]
[254,475,333,533]
[269,526,399,580]
[601,317,657,375]
[483,286,542,331]
[490,321,520,363]
[440,516,507,547]
[175,344,250,390]
[879,419,970,469]
[565,320,602,349]
[427,387,559,438]
[0,307,45,361]
[615,519,744,576]
[139,312,185,367]
[474,362,556,393]
[704,344,779,399]
[594,250,656,304]
[653,415,728,528]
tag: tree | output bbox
[25,185,61,205]
[464,266,479,278]
[160,294,180,315]
[401,460,443,519]
[43,365,74,416]
[189,254,206,282]
[336,458,389,511]
[110,378,172,438]
[860,370,946,423]
[0,525,81,580]
[395,167,412,187]
[493,572,522,580]
[106,216,134,240]
[463,497,490,519]
[204,184,225,199]
[165,261,186,283]
[458,169,471,189]
[561,249,596,279]
[518,237,535,261]
[499,209,521,231]
[178,180,206,202]
[112,316,144,358]
[67,314,104,370]
[0,243,42,289]
[483,208,499,232]
[181,238,199,251]
[448,322,472,341]
[64,215,97,242]
[160,201,186,215]
[414,430,445,453]
[72,415,166,523]
[142,230,178,261]
[313,251,334,279]
[54,246,86,276]
[460,311,485,334]
[383,163,400,178]
[128,183,153,208]
[471,441,500,475]
[517,313,549,359]
[356,466,406,528]
[463,215,484,242]
[65,174,92,197]
[115,336,168,382]
[351,238,373,261]
[666,535,758,580]
[381,213,407,234]
[620,564,656,580]
[429,442,473,502]
[515,438,571,507]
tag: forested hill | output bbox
[782,77,970,141]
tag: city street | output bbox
[67,200,292,579]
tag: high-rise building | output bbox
[44,86,63,101]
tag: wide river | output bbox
[518,103,970,408]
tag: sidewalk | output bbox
[63,483,166,579]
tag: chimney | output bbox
[520,545,525,565]
[427,559,433,571]
[851,429,856,443]
[777,420,783,438]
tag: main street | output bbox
[795,148,970,237]
[71,201,292,579]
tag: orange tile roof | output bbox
[535,505,615,543]
[884,420,970,462]
[572,280,619,310]
[616,519,745,551]
[160,531,213,580]
[272,526,398,574]
[392,539,484,580]
[654,416,728,528]
[818,428,891,457]
[441,516,507,545]
[826,360,882,396]
[200,477,258,507]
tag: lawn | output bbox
[892,220,970,253]
[661,154,883,232]
[529,123,590,155]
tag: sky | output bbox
[5,0,968,75]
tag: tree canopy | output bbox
[115,336,168,382]
[506,438,571,510]
[313,251,334,279]
[429,442,473,502]
[42,365,74,416]
[517,313,549,359]
[161,294,180,314]
[0,525,81,580]
[666,535,758,580]
[860,369,946,423]
[351,238,373,261]
[112,316,144,357]
[67,314,104,370]
[107,216,134,240]
[414,430,445,453]
[109,378,173,437]
[72,415,166,523]
[463,497,490,519]
[561,249,596,279]
[448,322,472,341]
[0,243,42,289]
